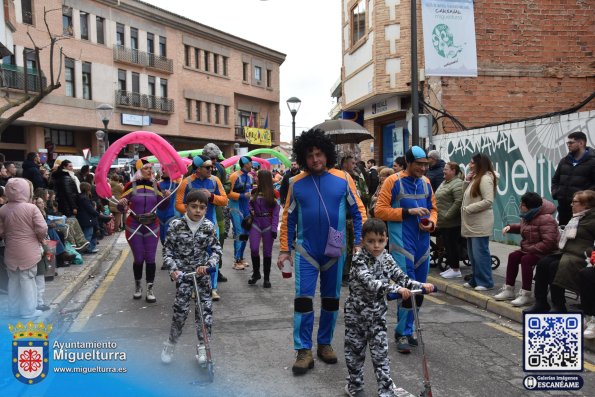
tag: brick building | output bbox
[0,0,285,162]
[336,0,594,166]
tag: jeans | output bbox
[7,267,37,317]
[467,236,493,288]
[82,226,97,251]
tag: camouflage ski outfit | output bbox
[162,216,222,344]
[344,248,422,397]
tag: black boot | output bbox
[263,257,272,288]
[550,285,567,313]
[525,262,552,313]
[217,271,228,282]
[248,255,261,285]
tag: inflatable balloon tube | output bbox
[95,131,188,199]
[221,155,270,170]
[144,148,225,163]
[246,148,290,167]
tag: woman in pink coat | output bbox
[494,192,559,307]
[0,178,48,318]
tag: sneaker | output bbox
[36,304,51,312]
[440,268,451,275]
[232,261,245,270]
[510,289,534,307]
[196,344,207,365]
[441,268,462,279]
[584,316,595,340]
[396,336,411,354]
[217,272,228,282]
[344,384,365,397]
[146,283,156,303]
[317,344,338,364]
[494,285,516,301]
[474,285,493,291]
[88,248,99,254]
[73,241,90,252]
[292,349,314,375]
[211,289,220,301]
[408,335,418,347]
[161,341,175,364]
[463,282,473,289]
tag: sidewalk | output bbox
[0,231,126,325]
[427,240,595,351]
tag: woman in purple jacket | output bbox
[247,170,280,288]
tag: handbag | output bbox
[312,176,344,258]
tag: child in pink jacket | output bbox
[0,178,48,318]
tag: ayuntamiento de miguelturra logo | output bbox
[9,321,52,385]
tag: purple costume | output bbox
[249,196,280,258]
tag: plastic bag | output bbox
[64,242,84,265]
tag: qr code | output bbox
[524,313,582,371]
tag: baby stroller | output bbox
[430,232,500,272]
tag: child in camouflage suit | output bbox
[161,190,222,364]
[344,218,434,397]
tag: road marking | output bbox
[425,294,446,305]
[70,248,129,332]
[484,321,595,372]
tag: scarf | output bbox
[559,209,589,249]
[64,169,81,193]
[184,213,204,235]
[520,207,540,222]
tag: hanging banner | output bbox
[421,0,478,77]
[244,127,272,146]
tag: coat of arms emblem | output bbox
[8,321,52,385]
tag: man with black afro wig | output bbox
[278,127,367,375]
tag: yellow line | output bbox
[70,248,129,332]
[425,294,446,305]
[484,322,595,372]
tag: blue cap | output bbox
[406,146,428,163]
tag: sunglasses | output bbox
[202,166,213,170]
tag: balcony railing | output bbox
[115,90,174,113]
[0,64,47,92]
[113,45,173,74]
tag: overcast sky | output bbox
[142,0,342,143]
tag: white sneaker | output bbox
[584,317,595,339]
[440,268,451,275]
[211,289,220,301]
[441,268,462,279]
[474,285,493,291]
[510,289,534,307]
[494,285,516,301]
[196,344,207,365]
[463,282,473,289]
[161,341,175,364]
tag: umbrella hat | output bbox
[312,119,374,144]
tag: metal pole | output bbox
[101,119,109,156]
[411,0,419,146]
[291,113,296,144]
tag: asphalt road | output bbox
[45,236,595,397]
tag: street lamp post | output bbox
[286,96,301,144]
[96,104,114,157]
[410,0,420,146]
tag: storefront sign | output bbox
[121,114,150,126]
[364,96,401,120]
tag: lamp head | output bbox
[286,97,301,116]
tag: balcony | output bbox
[115,90,174,113]
[0,64,47,92]
[113,45,173,74]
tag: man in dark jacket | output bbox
[279,161,300,205]
[551,131,595,226]
[426,150,445,192]
[22,152,46,189]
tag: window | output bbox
[213,54,219,74]
[224,106,229,125]
[194,48,200,69]
[205,103,211,123]
[184,45,191,67]
[186,99,192,120]
[2,46,16,65]
[195,101,201,122]
[62,7,73,36]
[148,76,156,108]
[22,0,33,25]
[160,79,168,98]
[80,12,89,40]
[96,17,105,44]
[242,62,248,81]
[65,58,75,97]
[254,66,262,81]
[130,28,138,50]
[24,48,36,71]
[266,69,272,88]
[351,0,366,45]
[215,104,220,124]
[131,72,140,106]
[240,112,250,127]
[46,128,75,147]
[147,33,154,53]
[117,69,126,91]
[82,62,92,100]
[222,57,228,76]
[159,36,166,57]
[203,51,209,72]
[116,23,125,46]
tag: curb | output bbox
[44,235,123,326]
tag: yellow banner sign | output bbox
[244,127,272,146]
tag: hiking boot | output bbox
[263,280,271,288]
[317,344,338,364]
[248,273,261,285]
[232,260,245,270]
[133,280,142,300]
[292,349,314,375]
[510,289,534,307]
[146,283,156,303]
[196,344,207,365]
[494,285,516,301]
[212,289,220,301]
[407,335,418,347]
[161,341,175,364]
[396,336,411,354]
